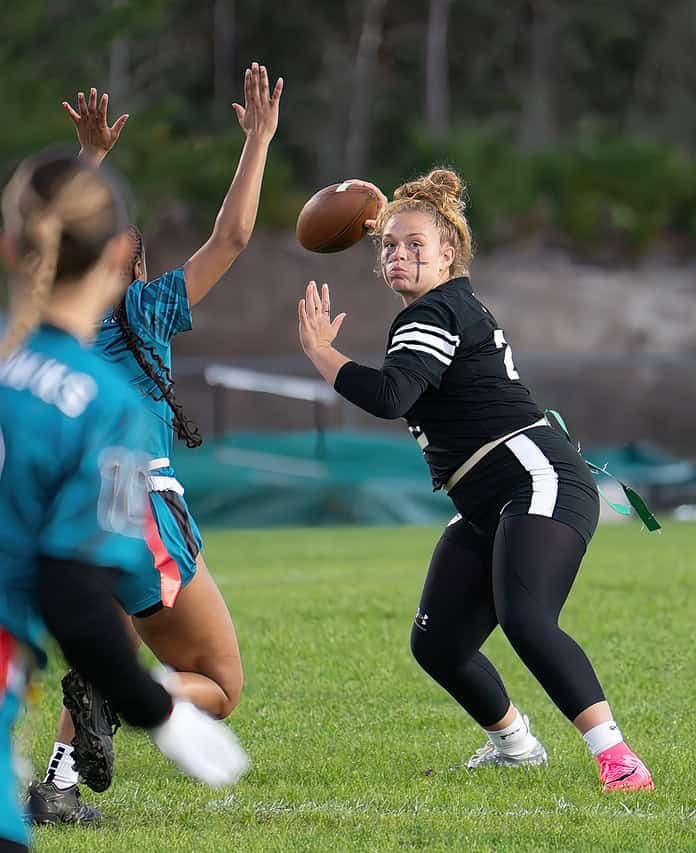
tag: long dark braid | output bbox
[115,225,202,449]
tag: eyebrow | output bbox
[382,232,427,239]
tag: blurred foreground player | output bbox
[32,64,282,821]
[298,168,654,793]
[0,151,248,847]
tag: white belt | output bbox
[148,457,170,471]
[445,416,549,494]
[146,457,184,495]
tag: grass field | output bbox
[20,522,696,852]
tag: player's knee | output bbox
[410,623,439,676]
[498,609,536,654]
[214,664,244,719]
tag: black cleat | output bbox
[61,669,121,793]
[26,781,101,826]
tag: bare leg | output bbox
[133,554,243,719]
[573,700,613,734]
[484,703,518,731]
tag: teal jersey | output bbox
[95,268,192,461]
[0,326,151,661]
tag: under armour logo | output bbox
[414,608,430,632]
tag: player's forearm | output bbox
[77,147,108,166]
[305,345,351,387]
[334,361,427,419]
[211,135,271,249]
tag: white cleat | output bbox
[465,716,548,769]
[465,739,548,769]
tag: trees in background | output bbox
[425,0,451,136]
[1,0,696,255]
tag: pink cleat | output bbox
[597,743,654,792]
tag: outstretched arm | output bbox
[63,87,129,165]
[299,281,427,419]
[184,62,283,307]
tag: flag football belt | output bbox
[445,416,549,493]
[147,457,184,496]
[544,409,660,532]
[444,412,660,533]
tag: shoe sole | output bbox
[61,671,115,793]
[31,814,99,826]
[32,814,101,826]
[27,793,102,827]
[466,753,549,770]
[603,778,655,792]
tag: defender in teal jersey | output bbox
[1,151,249,846]
[34,68,283,818]
[97,264,204,615]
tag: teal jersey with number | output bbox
[0,325,151,662]
[95,268,192,461]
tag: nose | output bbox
[391,242,408,262]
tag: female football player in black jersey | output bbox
[298,169,653,793]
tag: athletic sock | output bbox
[582,721,624,757]
[44,741,79,790]
[485,710,539,757]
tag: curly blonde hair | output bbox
[374,168,473,277]
[0,152,125,358]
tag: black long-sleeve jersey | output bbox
[335,276,543,489]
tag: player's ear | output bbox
[440,242,455,273]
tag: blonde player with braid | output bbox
[298,168,654,793]
[0,150,249,843]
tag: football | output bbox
[296,181,380,253]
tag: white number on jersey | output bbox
[97,447,149,538]
[493,329,520,380]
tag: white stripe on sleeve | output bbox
[386,341,452,366]
[389,329,458,357]
[396,321,461,344]
[504,434,559,517]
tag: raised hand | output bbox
[298,281,346,355]
[232,62,283,143]
[342,179,388,229]
[63,87,129,164]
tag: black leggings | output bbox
[410,514,605,727]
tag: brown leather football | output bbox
[296,181,380,253]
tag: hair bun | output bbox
[393,167,464,208]
[427,169,462,200]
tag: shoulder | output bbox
[391,278,481,337]
[146,267,187,292]
[125,267,185,306]
[437,278,491,326]
[124,267,191,343]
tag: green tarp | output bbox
[172,431,696,528]
[172,431,451,527]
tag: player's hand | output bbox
[232,62,283,143]
[342,179,388,230]
[63,87,129,165]
[149,700,250,788]
[298,281,346,355]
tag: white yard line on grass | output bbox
[204,797,696,822]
